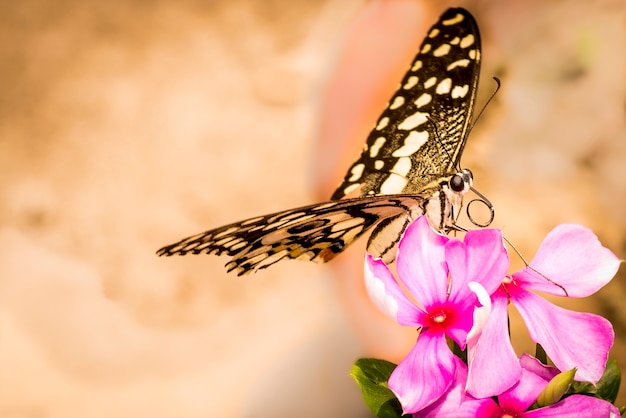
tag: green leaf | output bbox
[350,358,408,418]
[569,358,621,403]
[593,359,621,403]
[535,343,548,365]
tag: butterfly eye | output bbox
[450,174,466,192]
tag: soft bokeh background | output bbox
[0,0,624,417]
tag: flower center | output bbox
[496,410,521,418]
[425,306,454,332]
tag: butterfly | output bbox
[157,7,485,275]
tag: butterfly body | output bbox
[158,8,483,275]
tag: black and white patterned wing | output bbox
[331,8,481,200]
[157,8,483,275]
[156,195,426,276]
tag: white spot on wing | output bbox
[442,13,464,26]
[240,216,265,226]
[421,44,431,54]
[452,85,469,98]
[374,160,384,170]
[433,43,451,57]
[436,78,452,94]
[230,241,248,251]
[391,157,411,176]
[343,183,361,195]
[469,49,479,60]
[424,77,437,89]
[330,217,365,233]
[349,163,365,181]
[414,93,432,108]
[403,76,418,89]
[411,60,423,72]
[397,111,428,130]
[450,36,460,45]
[380,173,408,194]
[213,227,239,239]
[376,117,389,131]
[314,202,338,210]
[369,137,386,157]
[447,59,470,70]
[460,34,475,48]
[389,96,405,110]
[428,28,440,38]
[391,130,428,157]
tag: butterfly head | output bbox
[449,168,473,193]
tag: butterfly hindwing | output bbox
[331,8,481,199]
[156,195,427,275]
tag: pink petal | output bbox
[498,366,549,412]
[388,332,455,413]
[446,281,491,349]
[519,354,559,382]
[514,224,620,297]
[396,216,449,308]
[525,394,621,417]
[466,290,521,398]
[512,286,614,383]
[364,254,423,326]
[415,357,492,417]
[453,228,509,297]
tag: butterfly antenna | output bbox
[502,235,569,297]
[467,77,501,136]
[466,186,494,227]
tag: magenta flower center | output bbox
[424,305,455,332]
[495,410,521,418]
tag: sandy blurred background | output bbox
[0,0,624,417]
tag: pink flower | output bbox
[417,355,620,417]
[364,216,509,413]
[467,224,620,398]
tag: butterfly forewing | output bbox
[331,8,481,199]
[157,8,483,275]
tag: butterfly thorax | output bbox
[365,168,473,263]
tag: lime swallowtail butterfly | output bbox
[157,8,485,275]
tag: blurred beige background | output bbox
[0,0,624,417]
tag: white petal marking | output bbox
[364,263,400,320]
